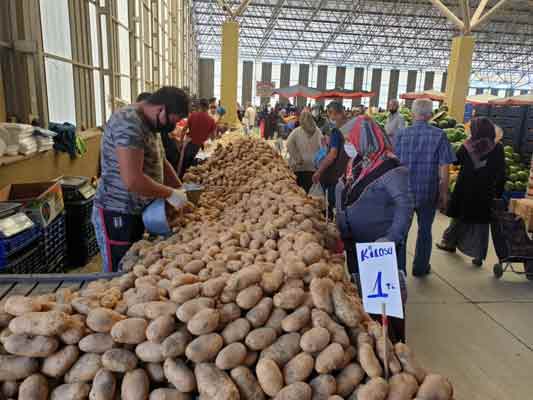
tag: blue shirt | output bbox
[394,121,456,207]
[329,128,343,150]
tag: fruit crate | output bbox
[490,105,527,118]
[40,212,67,272]
[0,241,43,274]
[67,234,99,268]
[64,197,98,268]
[0,224,41,268]
[474,104,491,117]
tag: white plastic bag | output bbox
[309,183,325,199]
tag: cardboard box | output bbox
[0,181,64,227]
[509,198,533,232]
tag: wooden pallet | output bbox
[0,272,124,303]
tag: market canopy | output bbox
[272,85,321,99]
[400,90,446,102]
[488,94,533,106]
[466,93,503,105]
[314,89,375,100]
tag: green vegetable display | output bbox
[504,145,529,193]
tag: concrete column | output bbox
[490,88,499,96]
[198,58,214,99]
[520,89,529,95]
[242,61,253,106]
[220,21,239,126]
[505,88,514,97]
[352,67,364,106]
[424,71,435,90]
[279,63,291,105]
[334,66,346,102]
[445,35,475,123]
[260,62,272,105]
[370,68,382,108]
[297,64,309,108]
[475,87,483,95]
[406,70,418,107]
[316,65,328,105]
[388,69,400,101]
[441,72,448,93]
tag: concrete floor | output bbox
[406,213,533,400]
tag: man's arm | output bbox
[312,147,338,183]
[164,159,181,188]
[116,147,173,199]
[438,164,449,211]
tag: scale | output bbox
[60,176,96,201]
[0,203,35,238]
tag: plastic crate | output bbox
[474,104,491,117]
[66,234,98,268]
[0,241,43,274]
[490,105,526,118]
[0,224,41,266]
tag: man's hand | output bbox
[166,189,188,209]
[312,171,321,184]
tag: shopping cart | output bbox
[490,200,533,280]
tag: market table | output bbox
[509,198,533,232]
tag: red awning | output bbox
[400,90,446,102]
[314,89,375,100]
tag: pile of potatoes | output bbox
[0,138,454,400]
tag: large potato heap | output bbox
[0,138,454,400]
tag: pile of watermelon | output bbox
[504,145,529,193]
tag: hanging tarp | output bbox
[466,93,503,105]
[314,88,375,100]
[400,90,446,102]
[489,94,533,106]
[272,85,321,99]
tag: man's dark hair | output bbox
[326,101,344,114]
[136,92,152,102]
[146,87,190,117]
[209,97,217,105]
[199,98,209,109]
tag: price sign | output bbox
[356,242,404,319]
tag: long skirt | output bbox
[442,219,489,260]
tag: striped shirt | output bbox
[95,105,165,214]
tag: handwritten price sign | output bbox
[356,242,404,319]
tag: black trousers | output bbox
[295,171,314,193]
[180,142,201,178]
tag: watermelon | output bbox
[446,117,456,128]
[509,165,519,174]
[438,121,449,129]
[512,153,521,163]
[504,181,515,192]
[504,145,513,154]
[509,173,519,182]
[456,123,465,130]
[517,171,529,181]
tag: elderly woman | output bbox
[286,111,322,193]
[336,115,413,341]
[436,117,506,266]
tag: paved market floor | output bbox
[406,213,533,400]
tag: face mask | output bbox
[344,142,358,159]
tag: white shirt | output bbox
[385,112,406,138]
[244,107,256,127]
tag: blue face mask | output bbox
[344,143,358,159]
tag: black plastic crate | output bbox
[0,224,41,266]
[65,198,94,225]
[67,234,98,268]
[60,176,89,202]
[474,104,491,117]
[0,241,43,274]
[490,105,526,118]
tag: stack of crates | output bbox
[489,105,528,152]
[520,107,533,164]
[61,177,98,268]
[39,212,67,273]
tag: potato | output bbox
[144,301,178,319]
[274,382,312,400]
[111,318,148,344]
[171,273,200,288]
[4,296,41,316]
[331,284,361,328]
[146,315,176,343]
[90,369,117,400]
[170,283,202,304]
[183,259,206,274]
[128,302,149,318]
[0,312,13,329]
[3,333,59,357]
[309,278,334,314]
[145,362,165,382]
[187,308,220,335]
[202,276,227,297]
[51,382,91,400]
[261,270,284,294]
[122,369,150,400]
[86,308,124,333]
[9,311,70,336]
[0,355,39,380]
[163,358,196,392]
[177,297,215,322]
[41,345,80,378]
[273,288,305,310]
[245,297,273,328]
[417,374,453,400]
[311,310,350,348]
[260,332,301,366]
[136,341,164,363]
[18,373,48,400]
[315,343,344,374]
[226,267,262,291]
[394,343,427,384]
[336,363,365,397]
[281,306,311,333]
[283,352,314,384]
[256,358,284,397]
[194,363,240,400]
[245,327,278,350]
[310,374,336,400]
[340,345,357,369]
[215,302,238,324]
[149,388,191,400]
[162,328,192,358]
[265,308,288,335]
[101,348,138,372]
[79,333,115,353]
[300,327,330,353]
[230,366,266,400]
[375,336,402,375]
[359,342,383,378]
[352,377,389,400]
[185,333,223,363]
[65,353,102,383]
[236,285,264,309]
[387,372,419,400]
[216,342,247,370]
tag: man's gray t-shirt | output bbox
[95,105,165,215]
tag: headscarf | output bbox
[464,117,496,169]
[299,111,317,136]
[347,116,395,182]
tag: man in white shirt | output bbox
[385,99,405,143]
[243,102,256,135]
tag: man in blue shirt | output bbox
[395,99,456,277]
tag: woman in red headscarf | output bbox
[336,115,413,342]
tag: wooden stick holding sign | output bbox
[381,303,389,380]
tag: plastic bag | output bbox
[309,183,325,199]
